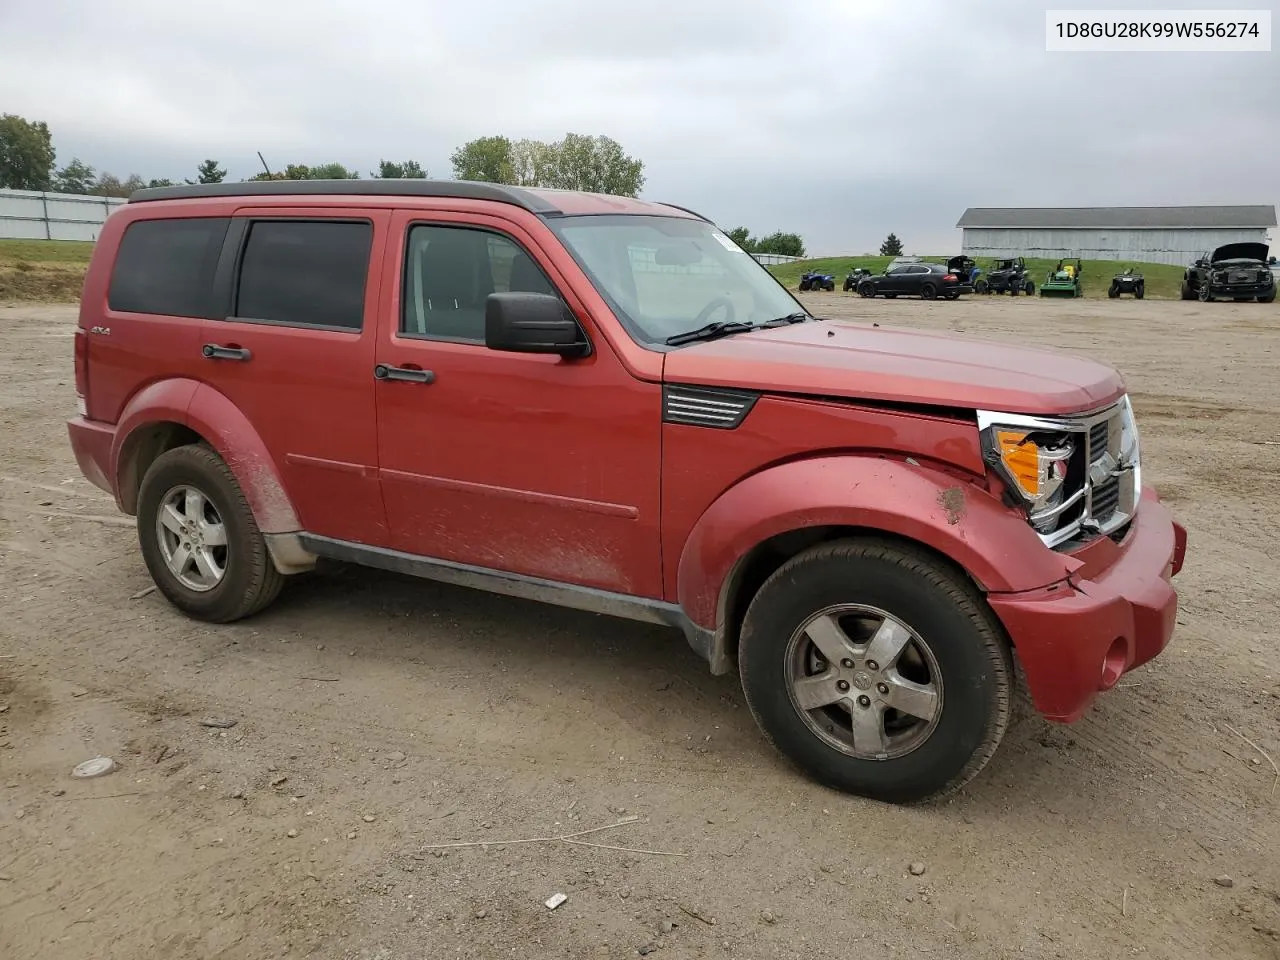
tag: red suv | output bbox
[67,180,1187,803]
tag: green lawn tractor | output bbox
[1039,258,1084,298]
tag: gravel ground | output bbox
[1,294,1278,960]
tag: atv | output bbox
[798,270,836,292]
[1039,258,1084,298]
[842,267,872,292]
[982,256,1037,296]
[1108,266,1144,299]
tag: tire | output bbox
[1009,285,1019,297]
[843,281,853,292]
[1024,280,1036,295]
[1260,290,1276,303]
[1108,284,1120,298]
[1199,285,1213,303]
[974,280,988,294]
[738,538,1012,804]
[137,443,285,623]
[858,281,876,298]
[1180,280,1195,301]
[920,283,936,300]
[1135,284,1144,300]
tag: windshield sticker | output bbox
[712,230,747,253]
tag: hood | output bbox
[1211,242,1269,264]
[662,321,1125,417]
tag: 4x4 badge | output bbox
[90,326,111,335]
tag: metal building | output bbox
[957,205,1276,267]
[0,188,126,242]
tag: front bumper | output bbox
[1208,281,1274,297]
[988,488,1187,723]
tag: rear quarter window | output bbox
[107,217,230,317]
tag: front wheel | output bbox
[1108,284,1120,298]
[137,444,285,623]
[858,282,876,298]
[1135,284,1145,300]
[738,539,1012,803]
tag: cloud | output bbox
[1,0,1274,254]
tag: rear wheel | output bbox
[920,283,937,300]
[1023,279,1036,295]
[738,539,1012,803]
[974,279,988,294]
[137,444,285,623]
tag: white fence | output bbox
[750,253,803,265]
[0,188,126,242]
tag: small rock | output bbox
[15,809,25,820]
[638,946,657,956]
[270,776,287,788]
[287,829,299,838]
[71,756,117,779]
[199,717,238,729]
[362,815,375,823]
[38,500,53,507]
[545,892,567,910]
[660,920,675,934]
[347,832,357,840]
[909,862,927,877]
[130,585,157,600]
[1214,875,1234,888]
[230,789,245,800]
[761,909,777,924]
[475,909,487,919]
[385,751,406,763]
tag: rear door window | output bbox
[234,220,373,330]
[107,217,230,317]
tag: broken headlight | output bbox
[981,425,1081,533]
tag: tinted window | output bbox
[235,220,372,330]
[402,225,559,341]
[108,217,229,317]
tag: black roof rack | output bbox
[126,178,565,215]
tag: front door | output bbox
[372,209,663,598]
[198,208,390,545]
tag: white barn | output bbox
[957,205,1276,267]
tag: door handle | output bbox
[374,364,436,384]
[202,343,252,362]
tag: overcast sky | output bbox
[1,0,1275,255]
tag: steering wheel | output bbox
[692,296,735,326]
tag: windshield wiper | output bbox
[664,320,757,346]
[761,312,810,327]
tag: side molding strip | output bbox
[297,534,725,671]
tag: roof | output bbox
[956,205,1277,229]
[126,178,702,219]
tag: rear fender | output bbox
[111,378,300,534]
[677,455,1078,634]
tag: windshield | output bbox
[546,214,806,345]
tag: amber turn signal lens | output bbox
[996,430,1041,496]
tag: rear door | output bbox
[198,209,391,546]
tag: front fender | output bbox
[676,455,1078,631]
[111,378,300,534]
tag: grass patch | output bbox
[0,239,94,302]
[768,254,1190,300]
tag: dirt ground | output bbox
[1,294,1278,960]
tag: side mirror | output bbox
[485,292,591,359]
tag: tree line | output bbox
[2,112,807,253]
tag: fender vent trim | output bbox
[663,385,760,429]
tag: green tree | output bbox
[450,135,515,183]
[0,113,56,190]
[880,233,903,256]
[372,159,427,178]
[147,178,175,188]
[508,139,552,187]
[52,158,97,194]
[307,162,359,179]
[94,172,146,197]
[754,231,805,258]
[726,227,756,252]
[540,133,644,196]
[188,159,226,184]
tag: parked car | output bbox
[982,257,1037,296]
[798,270,836,292]
[856,262,973,299]
[843,267,872,292]
[67,179,1187,804]
[1180,243,1276,302]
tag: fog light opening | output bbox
[1099,637,1128,690]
